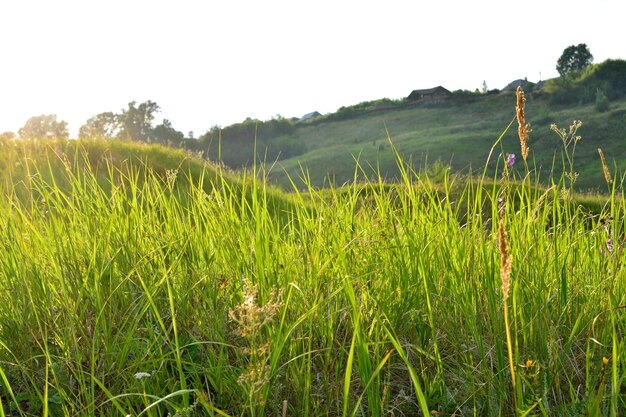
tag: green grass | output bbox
[258,93,626,191]
[0,119,625,416]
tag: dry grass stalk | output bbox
[515,86,531,161]
[282,399,288,417]
[498,215,516,390]
[598,148,612,185]
[498,218,512,300]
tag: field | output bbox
[1,96,625,416]
[262,93,626,192]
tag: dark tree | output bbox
[557,44,593,76]
[152,119,184,145]
[79,112,119,139]
[117,101,160,142]
[19,115,69,139]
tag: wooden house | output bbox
[407,86,451,103]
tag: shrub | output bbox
[595,88,610,112]
[547,59,626,106]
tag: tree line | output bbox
[1,101,188,144]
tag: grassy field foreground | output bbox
[1,109,626,415]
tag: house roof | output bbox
[409,86,451,95]
[300,111,321,121]
[502,79,535,91]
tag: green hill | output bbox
[191,59,626,191]
[0,138,297,218]
[270,93,626,191]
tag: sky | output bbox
[1,0,624,138]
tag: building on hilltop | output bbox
[406,86,451,104]
[299,111,322,122]
[501,78,537,92]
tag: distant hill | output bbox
[182,59,626,191]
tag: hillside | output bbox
[270,93,626,191]
[189,59,626,191]
[0,138,296,217]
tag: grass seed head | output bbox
[228,280,283,405]
[598,148,612,184]
[516,86,531,161]
[229,281,282,339]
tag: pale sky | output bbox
[1,0,624,137]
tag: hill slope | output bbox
[269,93,626,190]
[190,59,626,191]
[0,138,297,216]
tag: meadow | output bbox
[0,91,625,416]
[191,60,626,192]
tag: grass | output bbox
[1,96,626,416]
[263,93,626,191]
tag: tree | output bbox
[19,115,69,139]
[0,131,16,140]
[556,44,593,76]
[117,100,160,142]
[79,112,119,139]
[152,119,184,145]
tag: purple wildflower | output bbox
[606,239,614,254]
[506,153,515,168]
[600,238,623,256]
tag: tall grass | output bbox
[0,99,625,416]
